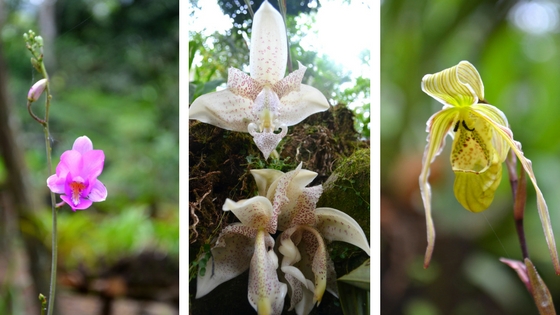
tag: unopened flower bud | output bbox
[27,79,47,102]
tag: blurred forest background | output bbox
[382,0,560,314]
[0,0,178,314]
[189,0,370,314]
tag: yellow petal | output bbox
[476,112,560,275]
[472,104,510,162]
[421,61,483,108]
[419,107,459,268]
[450,111,493,174]
[453,160,502,212]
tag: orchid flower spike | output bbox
[420,61,559,274]
[47,136,107,211]
[189,0,330,159]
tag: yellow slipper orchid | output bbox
[420,61,559,274]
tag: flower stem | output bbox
[506,150,529,259]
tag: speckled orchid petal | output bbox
[223,196,275,233]
[228,67,264,100]
[251,169,285,197]
[190,89,254,132]
[196,223,257,298]
[278,84,330,127]
[282,266,315,315]
[280,185,323,230]
[279,226,328,305]
[314,207,370,256]
[272,61,306,99]
[249,123,287,160]
[250,0,287,85]
[248,229,287,315]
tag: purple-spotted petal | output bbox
[88,180,107,202]
[315,207,370,256]
[278,84,330,127]
[190,89,254,132]
[196,223,257,298]
[228,67,264,100]
[249,124,287,160]
[249,1,288,85]
[223,196,275,233]
[72,136,94,154]
[248,229,287,315]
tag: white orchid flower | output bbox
[196,196,287,315]
[189,1,330,159]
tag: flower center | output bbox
[69,181,86,205]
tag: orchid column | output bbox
[189,1,330,159]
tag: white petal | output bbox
[196,224,256,298]
[248,229,287,315]
[250,1,287,84]
[190,89,253,132]
[315,207,370,256]
[250,168,285,197]
[249,124,287,160]
[223,197,275,233]
[272,61,307,99]
[278,84,330,126]
[228,67,263,100]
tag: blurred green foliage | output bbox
[2,0,178,270]
[382,0,560,314]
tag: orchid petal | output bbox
[281,266,315,315]
[421,60,483,108]
[223,197,275,233]
[228,67,264,100]
[315,207,370,256]
[472,103,510,162]
[190,89,254,132]
[419,107,458,268]
[450,111,493,174]
[250,168,284,197]
[272,61,306,99]
[454,160,502,212]
[72,136,93,154]
[61,195,92,211]
[88,180,107,202]
[248,229,287,315]
[281,185,323,229]
[250,1,288,84]
[58,150,83,177]
[249,123,287,160]
[196,224,257,298]
[478,112,560,275]
[46,174,65,194]
[278,84,330,126]
[81,149,105,179]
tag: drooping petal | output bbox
[228,67,264,100]
[421,61,483,108]
[250,0,288,85]
[418,107,459,268]
[250,168,285,197]
[88,180,107,202]
[223,196,275,233]
[196,223,257,298]
[281,265,315,315]
[314,207,370,256]
[272,61,307,99]
[190,89,254,132]
[72,136,93,154]
[248,229,287,315]
[454,160,502,212]
[278,84,330,127]
[477,112,560,275]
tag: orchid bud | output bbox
[27,78,47,102]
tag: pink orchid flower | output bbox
[47,136,107,211]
